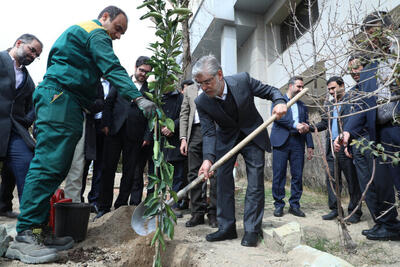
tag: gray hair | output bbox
[14,33,43,48]
[192,55,222,78]
[288,76,303,85]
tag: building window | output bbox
[280,0,319,52]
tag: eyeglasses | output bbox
[138,68,151,74]
[195,75,216,86]
[24,43,40,58]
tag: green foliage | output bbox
[137,1,192,266]
[350,137,400,166]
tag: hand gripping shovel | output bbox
[131,88,309,236]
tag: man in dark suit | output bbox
[270,76,314,218]
[0,34,42,218]
[194,55,287,247]
[335,12,400,240]
[180,82,218,228]
[311,76,362,223]
[95,56,152,219]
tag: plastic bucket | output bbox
[54,202,91,242]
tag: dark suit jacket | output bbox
[312,91,358,150]
[270,95,313,148]
[195,72,285,162]
[162,90,185,162]
[344,62,379,141]
[102,82,148,140]
[0,50,36,157]
[84,82,105,160]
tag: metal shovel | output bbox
[131,87,309,236]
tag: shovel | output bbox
[131,87,309,236]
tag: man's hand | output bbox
[142,140,150,147]
[307,148,314,160]
[297,123,310,134]
[102,126,109,136]
[180,139,188,156]
[344,147,352,158]
[161,126,173,137]
[135,97,157,119]
[198,160,214,180]
[333,131,350,152]
[272,103,287,120]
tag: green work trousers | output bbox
[16,86,83,232]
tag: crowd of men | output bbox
[0,4,399,264]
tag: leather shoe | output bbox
[273,207,284,217]
[366,226,400,241]
[241,231,262,247]
[289,207,305,217]
[362,224,381,236]
[346,214,361,224]
[208,214,218,228]
[93,210,109,221]
[0,210,19,218]
[322,210,338,220]
[206,226,237,242]
[172,208,183,218]
[185,214,204,227]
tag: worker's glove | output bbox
[135,97,157,119]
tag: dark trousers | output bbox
[81,119,105,204]
[129,143,153,205]
[97,122,143,211]
[326,144,362,217]
[0,131,34,212]
[272,134,305,209]
[170,160,186,209]
[370,124,400,230]
[217,141,265,233]
[187,125,216,215]
[352,136,375,219]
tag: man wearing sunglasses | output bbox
[0,34,42,219]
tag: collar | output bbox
[8,52,24,69]
[215,81,227,100]
[93,19,102,26]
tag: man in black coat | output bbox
[95,56,152,219]
[310,76,362,223]
[194,55,287,247]
[0,34,42,218]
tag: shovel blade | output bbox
[131,201,156,236]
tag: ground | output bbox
[1,176,400,266]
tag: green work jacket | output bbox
[41,19,141,109]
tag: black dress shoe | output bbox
[322,210,338,220]
[207,214,218,228]
[289,207,305,217]
[0,210,19,218]
[206,226,237,242]
[185,214,205,227]
[366,226,400,241]
[273,207,284,217]
[93,210,109,221]
[362,224,381,236]
[346,214,361,224]
[241,231,262,247]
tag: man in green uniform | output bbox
[5,6,156,264]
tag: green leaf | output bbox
[360,147,366,155]
[151,227,161,246]
[168,8,192,16]
[137,0,155,9]
[164,141,175,149]
[144,92,154,101]
[153,140,160,160]
[165,118,175,132]
[165,204,177,221]
[382,153,388,162]
[140,11,163,21]
[393,158,399,166]
[170,190,178,204]
[394,152,399,158]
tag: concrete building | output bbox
[188,0,399,119]
[187,0,400,186]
